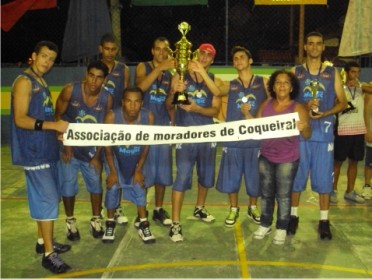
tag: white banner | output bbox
[63,113,299,146]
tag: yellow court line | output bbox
[234,219,250,278]
[48,259,372,278]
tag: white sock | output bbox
[37,238,44,245]
[320,210,329,220]
[155,207,161,211]
[140,218,147,222]
[231,206,238,212]
[291,207,298,216]
[249,205,257,209]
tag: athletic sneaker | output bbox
[287,215,299,235]
[42,252,71,274]
[361,184,372,200]
[344,191,365,203]
[35,241,71,254]
[134,210,149,229]
[225,207,239,227]
[152,208,172,226]
[247,206,261,224]
[90,217,104,239]
[102,220,116,243]
[114,206,128,225]
[193,207,215,223]
[169,223,183,242]
[253,226,272,239]
[138,221,156,244]
[318,220,332,240]
[65,218,80,241]
[273,229,287,245]
[330,190,338,204]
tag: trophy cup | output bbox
[309,80,320,116]
[168,22,197,105]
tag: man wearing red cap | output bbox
[166,43,223,242]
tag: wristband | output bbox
[34,119,44,131]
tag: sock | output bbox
[37,238,44,245]
[92,215,100,219]
[320,210,328,220]
[107,218,115,221]
[231,206,238,212]
[291,207,298,216]
[140,218,147,222]
[44,251,53,257]
[66,216,74,220]
[249,205,257,209]
[155,207,161,211]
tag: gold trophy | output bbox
[309,80,320,116]
[168,22,197,105]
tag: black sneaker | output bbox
[287,215,299,235]
[138,221,156,244]
[102,220,116,243]
[35,241,71,254]
[169,222,183,242]
[42,252,71,274]
[65,218,80,241]
[318,220,332,240]
[90,217,104,239]
[134,210,149,229]
[152,208,172,226]
[192,207,215,223]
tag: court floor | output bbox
[1,145,371,278]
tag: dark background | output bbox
[1,0,349,66]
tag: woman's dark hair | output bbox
[267,69,299,100]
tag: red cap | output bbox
[198,43,216,57]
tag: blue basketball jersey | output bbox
[111,108,150,180]
[175,72,215,126]
[224,76,267,148]
[10,73,59,166]
[62,82,111,162]
[103,61,127,109]
[295,65,336,142]
[142,62,172,126]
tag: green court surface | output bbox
[1,145,372,278]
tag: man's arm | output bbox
[104,110,118,188]
[123,64,130,89]
[133,111,155,187]
[136,59,175,92]
[13,76,68,132]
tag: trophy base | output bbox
[311,110,320,116]
[172,92,190,105]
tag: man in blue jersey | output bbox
[103,87,156,244]
[213,46,269,227]
[99,33,130,224]
[165,43,223,242]
[56,61,113,241]
[10,41,71,273]
[288,32,347,239]
[135,37,175,227]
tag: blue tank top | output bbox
[63,82,111,162]
[224,76,267,148]
[142,62,172,126]
[295,65,336,142]
[175,72,215,126]
[10,73,59,166]
[261,99,299,163]
[112,108,150,180]
[103,61,126,109]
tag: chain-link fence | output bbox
[2,0,371,67]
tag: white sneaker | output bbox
[362,184,372,200]
[344,191,365,203]
[114,206,128,225]
[169,223,183,242]
[273,229,286,245]
[254,226,271,239]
